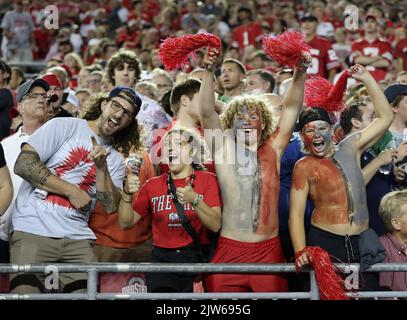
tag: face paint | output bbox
[233,106,263,148]
[301,120,332,157]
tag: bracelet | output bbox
[191,195,200,207]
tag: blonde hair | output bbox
[379,190,407,232]
[220,95,278,145]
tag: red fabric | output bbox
[350,37,392,81]
[132,171,222,248]
[262,31,311,69]
[232,22,263,50]
[89,151,155,249]
[42,73,63,88]
[158,33,221,70]
[395,37,407,72]
[306,36,341,79]
[204,236,287,292]
[304,71,350,112]
[296,246,348,300]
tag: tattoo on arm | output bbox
[96,188,121,213]
[14,149,52,188]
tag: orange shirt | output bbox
[89,150,156,248]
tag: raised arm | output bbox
[352,65,394,152]
[14,143,92,211]
[199,48,221,130]
[272,52,311,158]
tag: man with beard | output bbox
[10,86,142,294]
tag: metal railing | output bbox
[0,262,406,300]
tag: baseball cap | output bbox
[364,14,378,22]
[301,13,318,22]
[16,78,49,103]
[42,73,63,88]
[384,84,407,104]
[109,86,142,114]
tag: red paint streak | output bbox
[45,147,96,210]
[256,129,279,235]
[299,157,349,225]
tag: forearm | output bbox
[354,56,379,65]
[118,193,141,229]
[95,165,121,213]
[14,148,74,196]
[199,69,216,119]
[289,215,307,253]
[0,184,12,216]
[362,157,384,185]
[328,69,337,83]
[364,77,393,121]
[371,59,390,68]
[282,69,306,111]
[194,201,221,232]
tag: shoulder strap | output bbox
[168,175,205,261]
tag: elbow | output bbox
[119,220,133,230]
[210,222,221,233]
[13,159,24,178]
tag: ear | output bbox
[180,95,190,108]
[351,117,360,130]
[17,102,23,113]
[101,100,108,111]
[391,218,401,231]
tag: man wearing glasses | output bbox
[10,86,142,294]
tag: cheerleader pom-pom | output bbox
[304,71,350,112]
[296,246,349,300]
[262,31,311,68]
[159,33,221,70]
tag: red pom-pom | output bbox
[262,31,311,68]
[296,246,349,300]
[159,33,221,70]
[304,71,350,112]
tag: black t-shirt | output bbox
[0,144,6,168]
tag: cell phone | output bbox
[126,155,142,175]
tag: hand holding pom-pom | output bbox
[203,47,219,72]
[297,51,312,72]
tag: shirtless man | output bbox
[289,64,393,290]
[199,48,311,292]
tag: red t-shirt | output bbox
[306,36,341,78]
[350,37,392,81]
[132,171,222,249]
[395,38,407,72]
[232,22,262,50]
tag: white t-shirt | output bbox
[0,128,30,241]
[12,118,125,240]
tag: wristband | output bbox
[191,195,200,207]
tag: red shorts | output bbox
[204,236,288,292]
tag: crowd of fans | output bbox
[0,0,406,297]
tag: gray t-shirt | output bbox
[1,11,34,49]
[12,118,125,240]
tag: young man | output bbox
[10,86,142,294]
[289,65,393,290]
[199,48,311,292]
[218,58,246,103]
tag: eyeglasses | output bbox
[25,93,47,100]
[111,100,134,119]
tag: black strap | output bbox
[168,175,206,261]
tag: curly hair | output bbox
[105,49,142,86]
[220,95,278,145]
[79,92,144,157]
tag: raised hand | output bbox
[297,51,312,71]
[203,47,219,71]
[176,177,198,205]
[348,64,374,83]
[89,136,110,169]
[123,166,140,194]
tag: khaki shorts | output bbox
[10,231,96,293]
